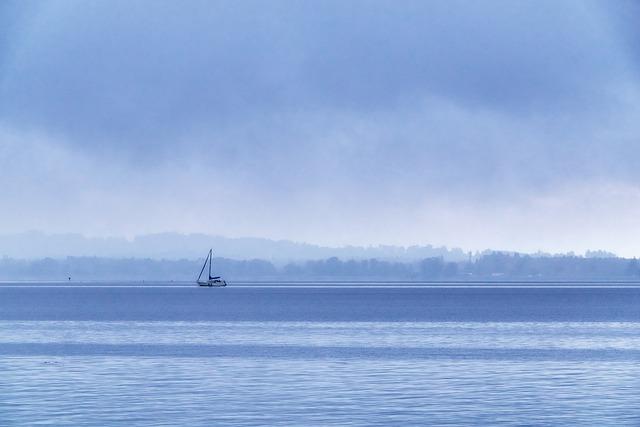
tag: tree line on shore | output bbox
[1,252,639,281]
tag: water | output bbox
[1,284,640,425]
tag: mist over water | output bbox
[2,1,640,424]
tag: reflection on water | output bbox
[1,285,640,425]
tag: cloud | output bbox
[0,0,639,254]
[1,1,635,145]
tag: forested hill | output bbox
[0,232,466,262]
[1,253,639,281]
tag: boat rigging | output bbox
[197,249,227,287]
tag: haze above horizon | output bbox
[1,1,639,257]
[0,231,620,262]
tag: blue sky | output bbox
[1,0,639,255]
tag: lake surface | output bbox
[1,283,640,425]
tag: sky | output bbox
[1,0,639,256]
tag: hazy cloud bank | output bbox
[1,0,639,255]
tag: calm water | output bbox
[1,283,640,425]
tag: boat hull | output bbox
[197,280,227,287]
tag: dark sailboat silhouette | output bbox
[197,249,227,287]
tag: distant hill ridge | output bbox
[0,231,468,262]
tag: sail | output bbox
[197,248,227,286]
[197,250,210,282]
[208,249,212,280]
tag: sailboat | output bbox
[197,249,227,287]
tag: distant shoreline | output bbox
[3,280,640,288]
[2,254,640,282]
